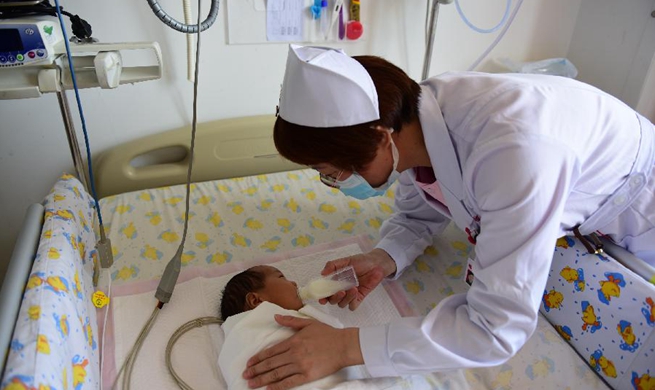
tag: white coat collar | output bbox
[416,83,479,235]
[418,83,464,200]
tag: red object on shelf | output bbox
[346,20,363,40]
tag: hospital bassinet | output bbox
[2,116,654,390]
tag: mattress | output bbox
[99,168,610,389]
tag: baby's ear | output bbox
[245,292,263,310]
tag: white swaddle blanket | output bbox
[219,301,370,390]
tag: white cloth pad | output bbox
[108,244,408,390]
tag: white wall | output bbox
[567,0,655,111]
[0,0,583,285]
[636,52,655,123]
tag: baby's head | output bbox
[220,265,303,320]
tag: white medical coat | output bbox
[360,72,655,376]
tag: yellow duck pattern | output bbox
[260,237,282,252]
[159,230,180,243]
[207,212,224,227]
[206,251,233,264]
[112,265,140,281]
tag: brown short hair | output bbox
[274,56,421,172]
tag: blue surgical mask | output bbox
[338,134,400,200]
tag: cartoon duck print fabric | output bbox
[2,174,99,390]
[540,238,655,389]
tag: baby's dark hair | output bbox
[220,267,266,320]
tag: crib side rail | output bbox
[0,203,44,377]
[600,237,655,284]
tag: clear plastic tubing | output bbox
[455,0,511,34]
[466,0,525,71]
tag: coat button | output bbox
[630,176,643,188]
[613,194,627,205]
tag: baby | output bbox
[218,265,368,390]
[220,265,304,321]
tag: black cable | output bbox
[69,14,92,39]
[0,2,93,40]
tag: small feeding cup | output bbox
[298,266,359,300]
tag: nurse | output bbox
[242,45,655,389]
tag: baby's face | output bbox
[255,266,304,311]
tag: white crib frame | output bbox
[0,204,44,377]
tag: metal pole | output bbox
[422,0,441,81]
[56,90,90,191]
[422,0,454,81]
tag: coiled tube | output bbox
[146,0,219,33]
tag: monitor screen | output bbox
[0,29,24,52]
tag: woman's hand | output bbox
[319,248,396,310]
[243,315,363,390]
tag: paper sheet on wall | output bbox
[226,0,367,45]
[267,0,304,41]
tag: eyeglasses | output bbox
[318,169,344,189]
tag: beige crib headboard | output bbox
[94,115,303,198]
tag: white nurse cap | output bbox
[278,44,380,128]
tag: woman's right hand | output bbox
[319,248,397,311]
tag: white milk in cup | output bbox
[299,266,359,300]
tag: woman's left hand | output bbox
[243,315,363,390]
